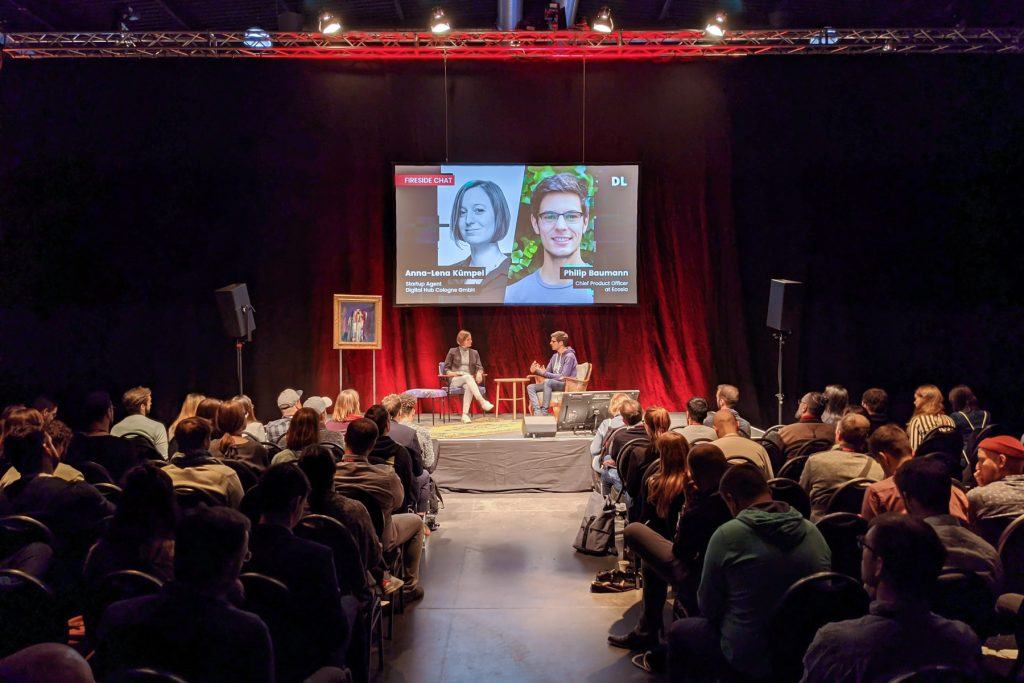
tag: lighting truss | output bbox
[1,28,1021,60]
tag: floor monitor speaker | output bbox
[522,416,557,438]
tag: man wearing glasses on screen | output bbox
[504,173,595,304]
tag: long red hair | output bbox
[646,432,690,519]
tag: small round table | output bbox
[494,377,531,420]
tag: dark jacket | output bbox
[0,474,114,549]
[369,436,417,511]
[313,491,385,585]
[388,420,424,475]
[66,433,149,483]
[96,581,274,683]
[444,346,484,377]
[673,491,732,573]
[245,523,348,682]
[609,424,648,466]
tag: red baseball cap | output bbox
[978,435,1024,459]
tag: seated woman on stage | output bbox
[444,330,495,424]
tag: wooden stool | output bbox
[494,378,530,420]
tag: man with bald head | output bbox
[799,412,884,520]
[710,410,773,479]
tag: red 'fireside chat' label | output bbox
[395,174,455,187]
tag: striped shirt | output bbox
[907,413,955,453]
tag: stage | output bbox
[425,413,690,494]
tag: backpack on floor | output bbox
[573,490,618,556]
[427,476,444,516]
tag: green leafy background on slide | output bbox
[507,165,597,283]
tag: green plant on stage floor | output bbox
[507,165,597,282]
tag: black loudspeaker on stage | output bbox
[522,416,558,439]
[767,278,802,426]
[215,283,256,395]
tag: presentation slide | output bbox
[394,164,639,306]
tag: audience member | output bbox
[678,396,718,444]
[232,394,266,443]
[303,395,346,450]
[162,417,243,507]
[95,506,274,682]
[110,386,169,458]
[396,392,437,472]
[801,514,980,682]
[0,643,95,683]
[601,399,646,498]
[860,387,890,435]
[635,432,690,538]
[591,392,629,470]
[364,405,418,512]
[382,394,429,513]
[799,413,883,520]
[778,391,835,458]
[84,461,178,585]
[862,424,969,522]
[667,464,830,681]
[821,384,849,425]
[622,407,672,510]
[31,395,59,424]
[1,416,83,488]
[906,384,956,452]
[896,457,1002,592]
[299,445,383,588]
[246,463,355,682]
[168,392,205,441]
[265,388,302,445]
[710,410,773,478]
[210,399,269,470]
[333,418,425,602]
[271,407,322,465]
[65,391,147,483]
[193,398,224,438]
[609,443,731,656]
[701,384,752,436]
[948,384,991,443]
[326,389,362,433]
[967,435,1024,527]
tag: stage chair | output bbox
[768,571,869,682]
[439,361,486,422]
[814,512,867,579]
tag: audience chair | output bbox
[930,570,996,639]
[777,455,809,482]
[0,515,54,561]
[428,439,441,474]
[768,478,811,519]
[768,571,870,683]
[888,665,979,682]
[260,441,282,458]
[238,488,262,527]
[794,438,834,458]
[998,513,1024,594]
[296,514,367,598]
[815,512,869,580]
[340,490,406,624]
[237,572,292,657]
[110,669,190,683]
[688,437,714,446]
[322,442,345,462]
[218,459,260,491]
[757,435,786,476]
[172,486,225,509]
[78,460,115,485]
[764,424,786,435]
[122,434,162,462]
[823,477,873,515]
[84,570,163,646]
[94,482,124,507]
[0,569,66,658]
[726,455,758,467]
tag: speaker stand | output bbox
[235,339,246,396]
[771,330,791,426]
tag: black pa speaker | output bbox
[215,283,256,341]
[522,416,557,438]
[766,279,802,333]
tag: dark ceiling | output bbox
[1,0,1022,32]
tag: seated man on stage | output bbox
[528,330,578,416]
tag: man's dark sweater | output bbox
[369,436,417,511]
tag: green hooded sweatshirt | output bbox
[698,501,831,678]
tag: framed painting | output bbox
[333,294,383,350]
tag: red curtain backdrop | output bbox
[303,61,750,412]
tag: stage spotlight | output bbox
[318,11,342,35]
[243,27,272,49]
[592,6,614,33]
[704,12,727,38]
[430,7,451,34]
[809,27,838,45]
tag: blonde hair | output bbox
[456,330,472,344]
[123,386,152,415]
[332,389,361,421]
[608,392,629,417]
[231,394,259,424]
[912,384,946,417]
[169,393,205,437]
